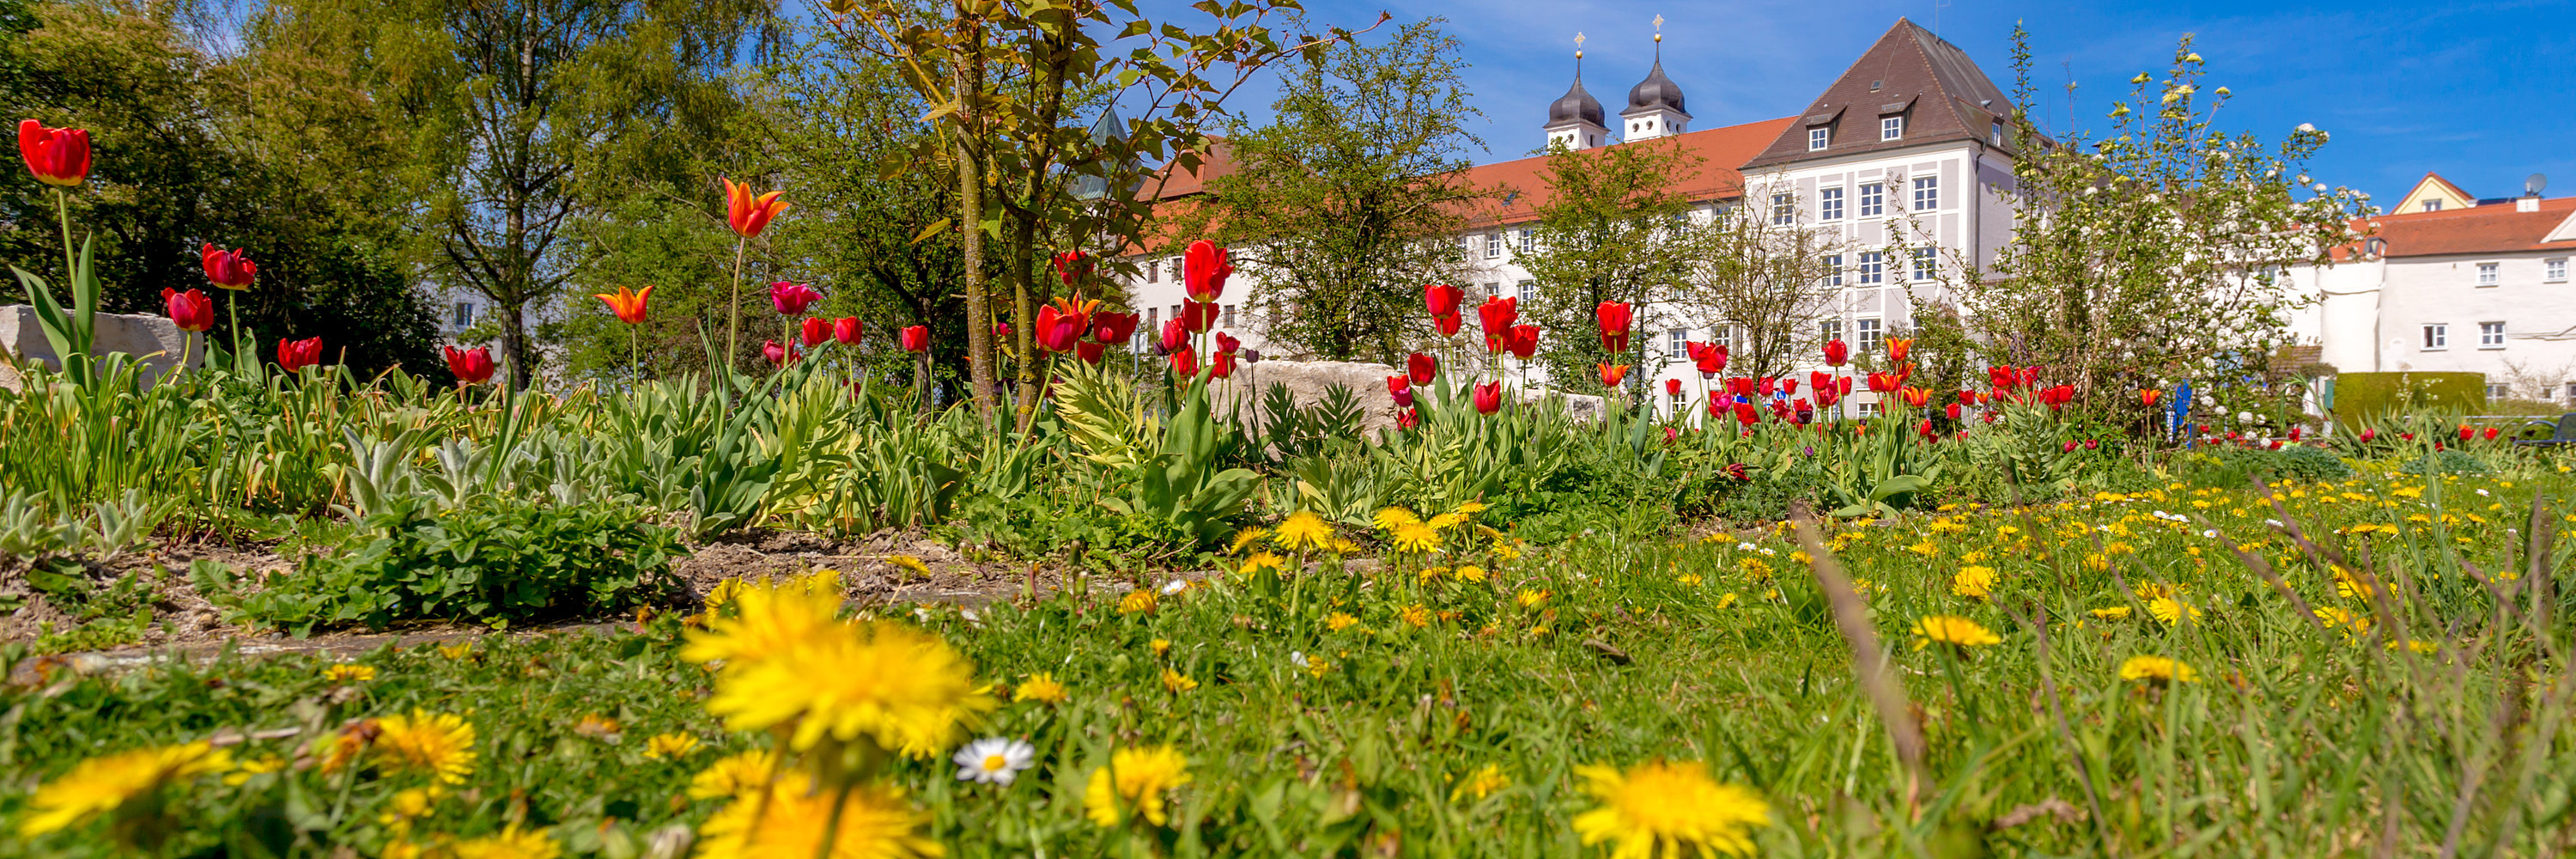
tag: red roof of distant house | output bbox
[2335,196,2576,260]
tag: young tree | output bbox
[1674,188,1844,381]
[1513,137,1703,392]
[1960,28,2365,418]
[1176,18,1487,364]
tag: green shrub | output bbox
[2330,371,2485,422]
[230,499,685,634]
[2400,449,2489,477]
[2178,445,2351,487]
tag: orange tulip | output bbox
[1899,386,1931,408]
[594,285,652,324]
[2139,388,2160,407]
[1885,337,1912,363]
[721,177,788,238]
[1597,362,1631,387]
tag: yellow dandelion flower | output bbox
[436,641,475,660]
[1150,638,1172,656]
[574,713,622,740]
[1084,745,1191,828]
[322,663,376,683]
[1911,615,2002,651]
[1516,588,1551,609]
[19,741,234,837]
[2314,606,2370,637]
[1907,539,1941,557]
[687,749,780,801]
[885,555,932,579]
[1716,592,1741,609]
[1391,521,1442,554]
[377,786,441,829]
[1227,527,1270,555]
[1425,512,1469,531]
[2333,568,2379,601]
[223,756,284,786]
[1327,537,1364,555]
[2081,553,2111,572]
[1571,760,1770,858]
[1237,551,1287,578]
[1951,566,1997,600]
[1450,764,1510,801]
[374,710,478,784]
[1489,539,1522,561]
[1677,573,1704,586]
[1399,604,1432,628]
[2146,596,2199,625]
[2391,639,2439,655]
[436,823,562,859]
[1453,501,1489,515]
[1014,673,1068,704]
[1371,507,1421,532]
[644,734,701,760]
[1324,612,1360,631]
[1273,511,1334,551]
[1159,668,1198,693]
[680,573,843,667]
[1738,557,1773,581]
[2117,655,2196,685]
[702,620,994,758]
[1118,590,1157,615]
[1454,564,1489,583]
[2089,606,2133,620]
[695,773,942,859]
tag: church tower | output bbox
[1621,21,1690,141]
[1544,35,1609,150]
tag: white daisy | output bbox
[952,737,1036,786]
[1161,578,1188,595]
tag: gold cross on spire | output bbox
[1653,14,1665,32]
[1573,31,1585,59]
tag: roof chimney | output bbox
[2520,197,2542,213]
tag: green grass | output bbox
[4,463,2571,857]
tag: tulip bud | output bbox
[900,325,930,352]
[835,317,864,345]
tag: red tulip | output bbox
[1050,250,1091,285]
[1473,381,1503,414]
[1183,240,1232,302]
[2400,433,2415,442]
[994,322,1012,338]
[1731,401,1759,426]
[1210,350,1238,379]
[444,344,495,385]
[2458,425,2473,442]
[1396,408,1420,430]
[1867,371,1899,393]
[201,244,258,291]
[1945,403,1961,420]
[1076,340,1105,365]
[901,325,929,352]
[1598,363,1631,387]
[2038,384,2075,410]
[1595,302,1632,353]
[1035,299,1094,352]
[2434,440,2445,451]
[801,316,832,347]
[2139,388,2161,407]
[1782,378,1801,395]
[1726,377,1755,398]
[1885,337,1912,363]
[2482,426,2500,441]
[18,119,90,187]
[1181,300,1219,333]
[769,281,823,315]
[835,317,864,345]
[1807,370,1832,396]
[1477,295,1518,343]
[1158,319,1188,353]
[1425,283,1464,317]
[1665,426,1680,443]
[2062,441,2078,454]
[1215,331,1242,355]
[1169,347,1196,376]
[2268,440,2283,450]
[722,177,788,238]
[763,339,793,366]
[2358,428,2376,443]
[1433,313,1462,337]
[1759,376,1781,397]
[276,337,324,373]
[1091,311,1139,344]
[1506,324,1540,359]
[1917,418,1936,440]
[1821,338,1849,367]
[1706,398,1725,419]
[2287,426,2303,442]
[595,285,652,324]
[1407,352,1437,385]
[161,288,213,332]
[1665,378,1682,396]
[1388,375,1414,408]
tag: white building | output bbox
[1121,19,2021,421]
[2289,174,2576,405]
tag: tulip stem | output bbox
[227,291,242,371]
[54,189,75,293]
[629,326,640,385]
[725,236,747,375]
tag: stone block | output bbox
[0,304,200,390]
[1208,357,1603,436]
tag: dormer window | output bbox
[1880,116,1904,141]
[1809,127,1828,150]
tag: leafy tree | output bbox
[1674,188,1844,381]
[1513,137,1703,393]
[1957,27,2364,422]
[1176,18,1486,364]
[0,0,442,377]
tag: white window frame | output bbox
[1818,186,1844,221]
[2422,200,2442,212]
[2487,383,2511,401]
[1145,259,1159,283]
[1823,253,1844,287]
[1911,247,1936,281]
[2422,323,2448,350]
[1485,233,1504,259]
[1989,121,2003,145]
[1710,325,1733,350]
[1819,319,1843,343]
[1809,126,1829,150]
[1516,228,1535,254]
[1516,280,1535,303]
[1668,389,1687,415]
[1770,192,1795,226]
[2479,321,2506,348]
[2476,262,2499,286]
[2548,258,2567,283]
[1858,401,1883,417]
[1911,175,1940,210]
[1856,318,1882,352]
[1880,115,1904,141]
[1857,251,1885,285]
[1222,304,1236,327]
[1666,328,1686,358]
[1858,182,1885,217]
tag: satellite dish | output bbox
[2529,173,2549,196]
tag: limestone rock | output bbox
[1,305,200,390]
[1208,357,1603,435]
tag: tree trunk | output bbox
[956,14,995,423]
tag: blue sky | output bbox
[1237,0,2576,204]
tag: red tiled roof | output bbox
[2337,196,2576,259]
[1450,118,1797,228]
